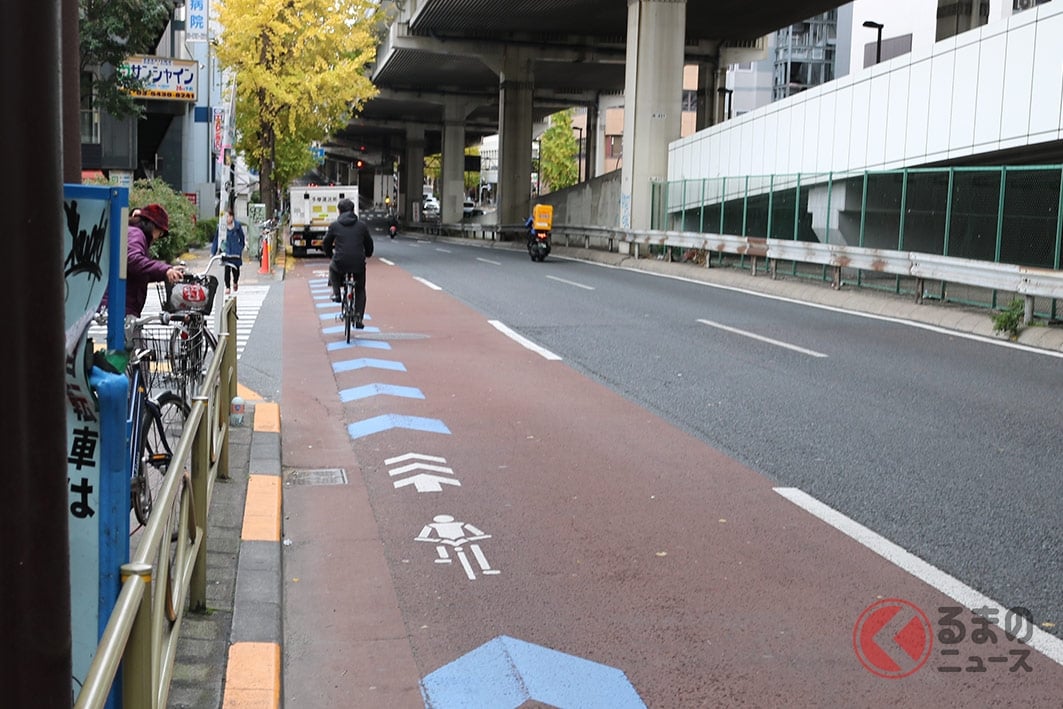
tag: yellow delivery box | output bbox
[532,204,553,231]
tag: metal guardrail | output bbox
[436,221,1063,322]
[74,298,238,709]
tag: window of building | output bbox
[80,71,99,144]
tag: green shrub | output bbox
[129,178,197,262]
[991,298,1025,340]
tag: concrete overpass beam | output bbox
[620,0,686,231]
[403,124,426,220]
[498,47,535,229]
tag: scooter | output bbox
[527,228,551,262]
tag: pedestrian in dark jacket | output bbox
[322,198,374,328]
[213,211,246,294]
[101,203,184,316]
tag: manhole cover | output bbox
[285,468,348,486]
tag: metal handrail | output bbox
[440,221,1063,318]
[75,298,238,709]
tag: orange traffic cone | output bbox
[258,237,270,275]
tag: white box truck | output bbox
[288,184,359,256]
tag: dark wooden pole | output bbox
[0,0,73,703]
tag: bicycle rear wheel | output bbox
[344,290,353,344]
[132,392,189,526]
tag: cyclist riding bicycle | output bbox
[322,198,374,328]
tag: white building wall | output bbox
[669,2,1063,183]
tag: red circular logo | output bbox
[853,598,933,678]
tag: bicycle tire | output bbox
[163,473,196,623]
[132,392,189,526]
[344,292,353,344]
[170,317,213,399]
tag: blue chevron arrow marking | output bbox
[421,635,645,708]
[347,415,451,440]
[332,358,407,373]
[327,339,391,351]
[340,384,424,402]
[323,327,382,335]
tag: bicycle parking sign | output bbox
[63,184,128,701]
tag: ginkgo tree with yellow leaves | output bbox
[213,0,381,216]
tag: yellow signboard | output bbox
[120,55,198,102]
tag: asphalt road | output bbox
[374,235,1063,640]
[271,231,1063,706]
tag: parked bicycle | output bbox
[91,311,190,526]
[159,254,223,403]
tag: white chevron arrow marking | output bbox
[388,462,455,477]
[385,452,447,466]
[393,474,462,493]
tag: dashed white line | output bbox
[775,487,1063,667]
[379,258,396,266]
[697,318,828,358]
[414,276,442,291]
[488,320,562,360]
[476,257,502,266]
[546,275,595,291]
[436,248,452,253]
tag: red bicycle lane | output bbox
[280,253,1063,707]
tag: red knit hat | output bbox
[138,203,170,235]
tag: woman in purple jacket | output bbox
[103,203,184,316]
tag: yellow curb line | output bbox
[237,383,265,403]
[242,475,281,542]
[254,402,280,433]
[222,642,280,709]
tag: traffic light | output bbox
[356,159,364,169]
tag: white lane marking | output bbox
[488,320,562,360]
[476,257,502,266]
[436,248,452,253]
[414,277,442,291]
[775,487,1063,667]
[574,257,1063,360]
[546,274,595,291]
[697,318,828,358]
[379,258,396,266]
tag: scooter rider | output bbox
[322,198,374,328]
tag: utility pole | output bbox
[1,0,73,704]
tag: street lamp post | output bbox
[863,20,884,65]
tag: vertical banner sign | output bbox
[63,184,129,700]
[186,0,210,42]
[213,108,226,160]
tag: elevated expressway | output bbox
[332,0,839,228]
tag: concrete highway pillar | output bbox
[585,101,600,180]
[441,101,470,223]
[403,124,426,220]
[497,47,534,231]
[695,60,718,131]
[620,0,686,231]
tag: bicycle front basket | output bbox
[163,275,219,315]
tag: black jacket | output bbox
[323,212,374,271]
